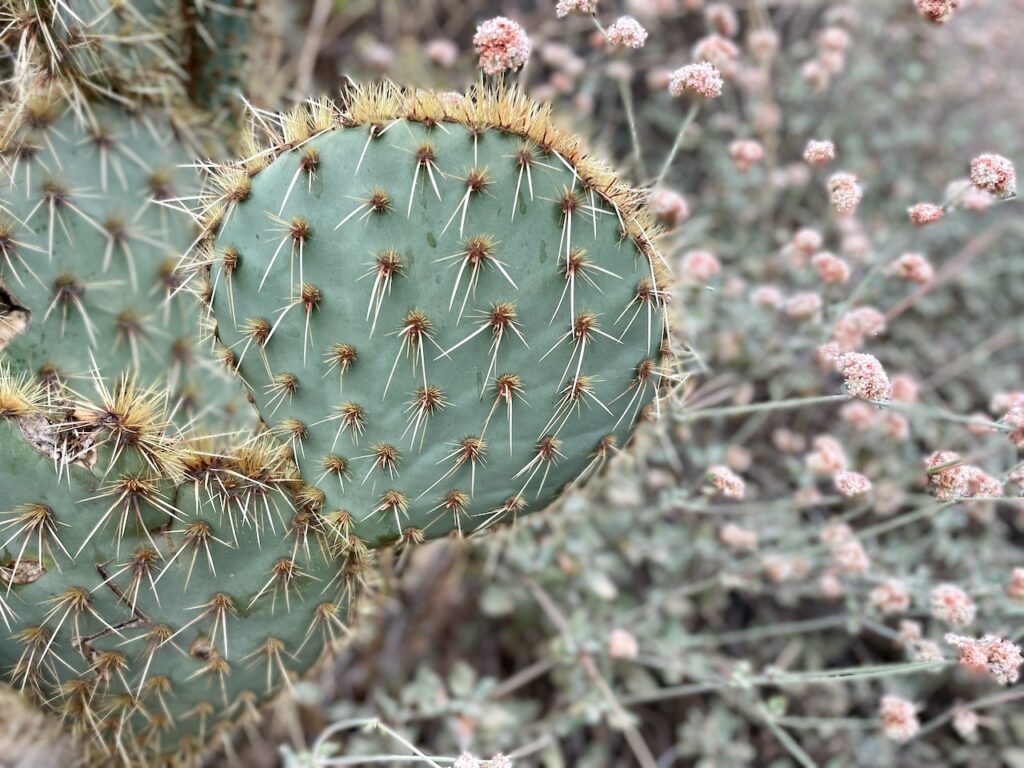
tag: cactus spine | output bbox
[197,85,673,548]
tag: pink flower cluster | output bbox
[803,139,836,166]
[811,251,851,284]
[680,249,721,282]
[880,695,919,742]
[833,306,887,351]
[908,202,944,226]
[890,253,934,285]
[473,17,531,75]
[969,153,1016,198]
[729,139,764,172]
[708,465,745,499]
[649,189,689,226]
[837,352,892,401]
[555,0,597,18]
[930,583,976,627]
[925,450,969,500]
[945,634,1023,685]
[834,470,872,497]
[828,172,863,215]
[871,579,911,615]
[719,523,759,553]
[606,16,648,48]
[915,0,962,24]
[669,61,724,99]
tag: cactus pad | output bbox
[0,373,360,764]
[0,87,243,427]
[198,86,673,549]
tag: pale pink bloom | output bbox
[473,17,531,75]
[889,373,920,404]
[916,0,961,23]
[540,42,573,67]
[965,466,1003,498]
[930,583,976,627]
[991,391,1024,416]
[840,401,877,430]
[838,352,892,401]
[898,620,923,643]
[455,754,482,768]
[880,696,920,742]
[680,249,721,282]
[708,465,745,499]
[487,755,513,768]
[835,470,872,497]
[952,708,978,739]
[607,628,639,659]
[750,284,783,309]
[802,59,830,91]
[669,62,724,99]
[803,139,836,167]
[880,412,911,441]
[945,634,1023,685]
[806,435,847,476]
[819,50,846,76]
[1007,568,1024,601]
[1002,407,1024,447]
[704,3,738,36]
[692,34,740,68]
[970,153,1016,198]
[871,580,911,615]
[747,28,779,60]
[772,428,806,454]
[829,172,862,215]
[819,571,843,599]
[719,523,759,553]
[784,291,822,320]
[649,189,689,226]
[556,0,597,17]
[890,253,934,285]
[790,227,824,261]
[833,538,870,575]
[909,202,944,226]
[820,522,853,545]
[606,16,648,48]
[811,251,851,284]
[926,451,970,500]
[426,39,459,67]
[761,555,808,583]
[729,139,764,172]
[818,27,850,53]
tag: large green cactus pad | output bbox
[202,87,672,549]
[0,381,357,765]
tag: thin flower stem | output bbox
[654,102,700,189]
[618,77,647,178]
[676,394,851,422]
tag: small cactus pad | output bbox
[0,373,360,764]
[198,86,673,548]
[0,87,243,427]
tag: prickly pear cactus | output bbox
[0,371,360,764]
[0,86,244,426]
[197,86,673,549]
